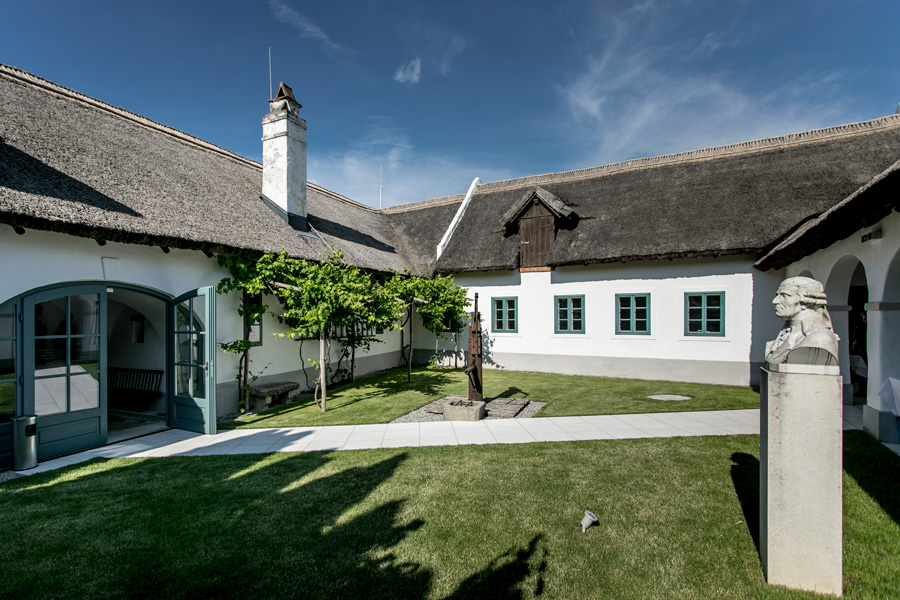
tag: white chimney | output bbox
[262,82,308,231]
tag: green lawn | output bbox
[0,431,897,599]
[221,367,759,429]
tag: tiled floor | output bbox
[16,405,890,477]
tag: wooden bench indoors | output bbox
[108,367,164,413]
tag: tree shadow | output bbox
[843,430,900,526]
[0,140,142,216]
[445,534,547,599]
[493,386,528,400]
[730,452,760,554]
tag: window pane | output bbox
[507,309,515,322]
[620,320,631,332]
[35,376,67,416]
[192,298,206,331]
[634,296,646,308]
[507,299,515,311]
[619,297,631,309]
[558,298,567,310]
[176,334,194,364]
[619,308,631,320]
[69,373,100,411]
[572,308,582,321]
[688,308,702,320]
[635,308,646,320]
[506,317,515,331]
[71,337,99,371]
[688,321,703,332]
[707,308,721,320]
[176,365,191,396]
[176,302,191,332]
[35,338,67,374]
[688,295,702,308]
[572,319,582,331]
[635,320,648,332]
[191,367,206,399]
[559,319,568,331]
[35,297,67,336]
[707,321,721,333]
[706,295,721,308]
[70,294,100,336]
[495,318,503,331]
[558,307,568,320]
[0,304,14,338]
[571,298,581,309]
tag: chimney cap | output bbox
[273,82,301,108]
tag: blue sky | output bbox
[2,1,898,207]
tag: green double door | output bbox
[22,285,216,460]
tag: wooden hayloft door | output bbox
[519,201,555,268]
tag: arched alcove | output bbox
[825,255,868,403]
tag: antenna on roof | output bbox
[379,164,383,209]
[268,47,273,99]
[896,102,900,115]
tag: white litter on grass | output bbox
[647,394,691,401]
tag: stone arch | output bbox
[825,255,868,403]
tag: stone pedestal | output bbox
[760,366,843,596]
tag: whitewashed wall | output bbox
[417,256,783,387]
[785,209,900,442]
[0,228,403,415]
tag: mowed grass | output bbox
[0,431,897,599]
[221,367,759,429]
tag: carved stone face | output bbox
[772,284,802,320]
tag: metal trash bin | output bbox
[13,416,37,471]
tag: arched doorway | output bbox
[1,281,217,464]
[826,256,869,404]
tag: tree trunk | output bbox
[350,322,357,382]
[319,330,327,412]
[408,306,414,383]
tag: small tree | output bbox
[263,250,397,411]
[216,254,273,413]
[386,271,469,382]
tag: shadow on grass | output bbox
[494,386,528,400]
[1,449,547,599]
[445,534,547,599]
[843,430,900,527]
[730,452,760,554]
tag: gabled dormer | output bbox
[501,187,579,268]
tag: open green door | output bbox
[24,285,107,459]
[169,287,217,435]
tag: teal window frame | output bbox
[615,293,650,335]
[684,292,726,336]
[492,297,518,333]
[554,295,585,334]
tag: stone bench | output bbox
[248,381,300,409]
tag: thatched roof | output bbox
[755,158,900,271]
[3,63,900,278]
[391,115,900,274]
[0,64,409,272]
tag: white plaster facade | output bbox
[418,256,784,387]
[784,209,900,442]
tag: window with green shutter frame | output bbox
[684,292,725,336]
[492,297,517,333]
[555,295,585,334]
[616,294,650,335]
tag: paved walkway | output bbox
[16,405,887,477]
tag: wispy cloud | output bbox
[309,119,512,207]
[394,57,422,84]
[268,0,347,60]
[558,3,848,166]
[436,34,469,76]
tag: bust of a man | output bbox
[765,276,840,367]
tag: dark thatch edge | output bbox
[500,187,574,229]
[755,159,900,271]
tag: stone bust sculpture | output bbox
[765,276,840,367]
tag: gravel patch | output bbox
[391,399,546,423]
[0,470,24,483]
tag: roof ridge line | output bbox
[307,182,380,211]
[381,194,465,213]
[472,115,900,192]
[0,62,262,171]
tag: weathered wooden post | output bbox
[466,293,483,401]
